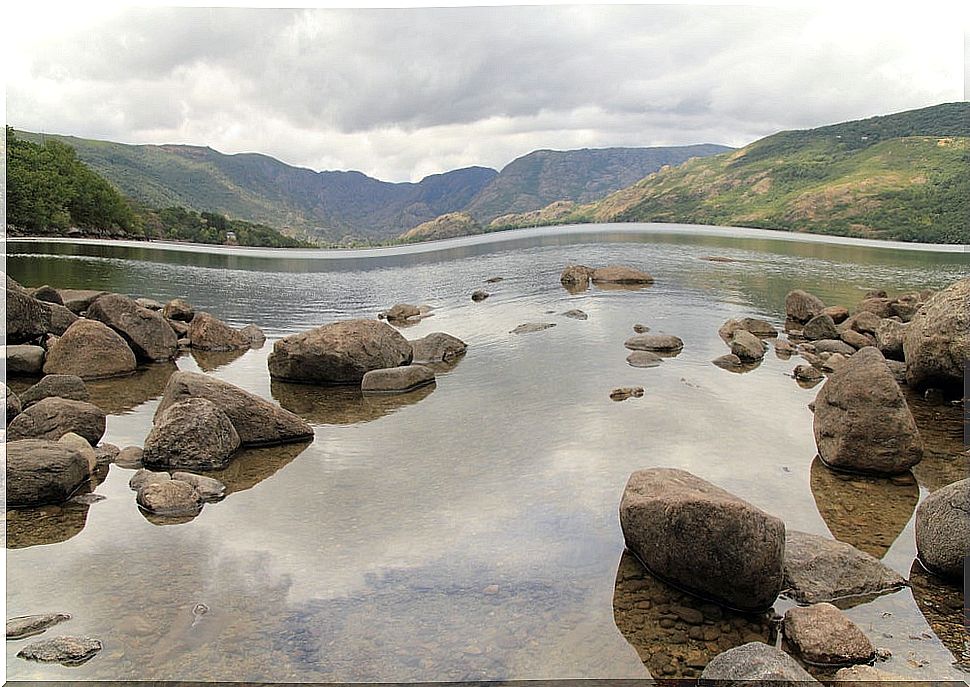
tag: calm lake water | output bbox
[5,224,969,681]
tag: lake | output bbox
[5,223,969,681]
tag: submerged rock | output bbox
[624,333,683,352]
[268,319,412,384]
[700,642,817,684]
[914,477,970,581]
[19,374,90,408]
[361,365,435,393]
[783,602,873,666]
[6,439,91,507]
[903,276,970,394]
[712,353,743,370]
[410,332,467,363]
[143,397,241,470]
[42,319,137,379]
[591,265,654,284]
[17,635,102,666]
[115,446,144,469]
[510,323,556,334]
[793,364,824,383]
[86,292,178,361]
[626,350,663,368]
[610,386,643,401]
[560,309,587,320]
[813,347,923,474]
[6,613,72,640]
[620,468,785,611]
[6,397,106,445]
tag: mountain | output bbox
[399,212,484,242]
[496,102,970,244]
[464,144,732,223]
[15,130,498,243]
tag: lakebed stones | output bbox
[136,480,204,517]
[188,312,251,351]
[155,371,313,446]
[143,398,241,470]
[410,332,467,363]
[510,323,556,334]
[591,265,654,284]
[268,319,412,384]
[728,329,766,362]
[785,289,825,323]
[624,333,684,353]
[5,439,92,507]
[16,635,102,666]
[5,345,46,375]
[813,347,923,474]
[610,387,643,401]
[619,468,785,611]
[43,319,137,379]
[19,374,90,407]
[6,397,106,445]
[699,642,817,684]
[903,276,970,394]
[783,602,874,666]
[86,292,178,361]
[6,613,72,640]
[361,365,435,393]
[914,477,970,581]
[782,530,906,604]
[626,350,663,368]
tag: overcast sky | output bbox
[4,2,966,182]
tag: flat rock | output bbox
[903,276,970,394]
[813,347,923,474]
[914,477,970,581]
[361,365,435,393]
[591,265,654,284]
[19,374,90,407]
[5,345,46,375]
[155,371,313,446]
[783,602,874,665]
[700,642,817,684]
[134,297,163,310]
[610,386,643,401]
[632,323,649,333]
[560,309,587,320]
[17,635,102,666]
[620,468,785,611]
[172,471,227,501]
[793,364,824,382]
[782,530,906,604]
[6,397,106,445]
[785,289,825,323]
[143,397,240,470]
[626,350,663,368]
[812,338,856,356]
[410,332,467,363]
[188,312,251,351]
[510,323,556,334]
[87,292,178,361]
[136,480,203,517]
[42,319,137,379]
[268,319,412,384]
[840,329,875,349]
[624,334,683,352]
[6,613,72,640]
[5,439,91,507]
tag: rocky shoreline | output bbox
[3,267,968,677]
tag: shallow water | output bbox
[5,224,969,681]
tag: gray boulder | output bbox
[821,305,850,324]
[5,345,46,375]
[6,439,91,507]
[268,319,412,384]
[19,375,90,407]
[700,642,817,684]
[802,314,838,341]
[813,347,922,474]
[914,478,970,581]
[410,332,467,363]
[143,398,240,470]
[42,319,137,379]
[6,397,106,445]
[361,365,435,393]
[783,602,873,665]
[58,433,97,473]
[155,371,313,446]
[624,334,684,352]
[188,312,250,351]
[782,530,906,604]
[903,277,970,393]
[136,480,204,517]
[793,365,824,383]
[785,289,825,323]
[620,468,785,611]
[87,292,178,361]
[470,290,489,302]
[382,303,421,321]
[729,330,766,362]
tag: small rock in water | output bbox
[115,446,144,469]
[793,364,824,382]
[624,334,684,352]
[712,353,743,370]
[626,351,662,368]
[93,443,120,467]
[68,493,106,506]
[560,309,588,320]
[610,387,644,401]
[471,290,489,302]
[129,468,172,492]
[17,635,102,666]
[482,584,500,595]
[172,472,227,501]
[510,323,556,334]
[633,323,650,333]
[136,480,204,517]
[7,613,72,640]
[485,276,504,283]
[783,602,874,665]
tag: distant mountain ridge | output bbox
[14,131,730,243]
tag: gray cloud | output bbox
[6,4,963,181]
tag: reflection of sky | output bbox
[6,229,968,681]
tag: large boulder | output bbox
[914,478,970,581]
[6,277,52,343]
[6,439,91,507]
[143,398,240,470]
[268,319,412,384]
[782,530,906,604]
[699,642,817,684]
[154,371,313,446]
[590,265,654,284]
[410,332,467,363]
[620,468,785,611]
[5,345,46,375]
[813,347,922,474]
[785,289,825,323]
[86,293,178,361]
[42,319,137,379]
[903,277,970,394]
[6,397,106,445]
[783,603,873,665]
[187,312,250,351]
[19,375,90,407]
[361,365,435,393]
